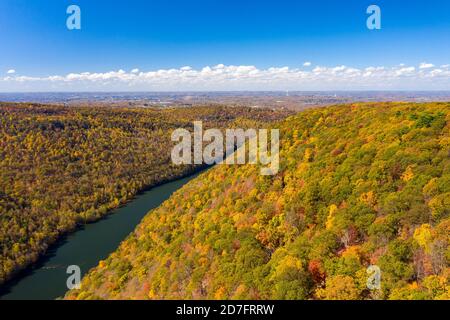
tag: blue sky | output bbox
[1,0,449,91]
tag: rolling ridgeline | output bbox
[66,102,449,300]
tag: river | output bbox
[0,171,203,300]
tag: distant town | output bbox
[1,91,450,110]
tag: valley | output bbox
[0,102,290,288]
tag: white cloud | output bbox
[419,62,434,69]
[7,69,16,74]
[303,62,312,67]
[1,63,449,91]
[396,66,416,76]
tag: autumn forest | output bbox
[0,103,289,286]
[66,102,449,300]
[0,102,448,300]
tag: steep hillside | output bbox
[66,103,449,300]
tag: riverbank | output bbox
[0,169,207,300]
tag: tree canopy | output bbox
[66,102,449,300]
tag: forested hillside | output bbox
[67,102,449,300]
[0,103,289,285]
